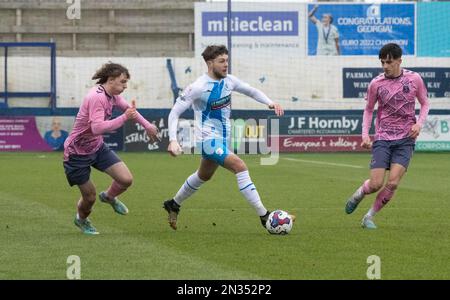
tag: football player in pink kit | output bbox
[345,43,430,229]
[63,63,159,235]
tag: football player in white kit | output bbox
[163,45,292,231]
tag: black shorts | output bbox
[63,143,121,186]
[370,137,415,170]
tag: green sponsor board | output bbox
[418,115,450,152]
[416,141,450,151]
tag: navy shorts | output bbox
[63,143,121,186]
[370,137,415,170]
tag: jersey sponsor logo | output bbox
[210,95,231,110]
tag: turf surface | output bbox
[1,152,449,279]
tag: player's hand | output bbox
[269,103,284,116]
[124,107,137,120]
[361,137,372,149]
[146,124,161,143]
[124,99,137,120]
[168,140,182,157]
[409,124,421,139]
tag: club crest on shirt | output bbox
[402,84,410,93]
[400,78,411,94]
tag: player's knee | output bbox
[201,174,212,181]
[369,181,383,192]
[233,159,247,173]
[83,191,97,203]
[199,172,213,181]
[121,175,133,188]
[123,174,133,187]
[385,182,398,191]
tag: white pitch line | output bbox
[283,157,364,169]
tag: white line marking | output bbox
[283,157,364,169]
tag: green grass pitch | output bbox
[0,152,449,279]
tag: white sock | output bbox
[173,172,205,205]
[236,170,267,216]
[366,208,376,218]
[76,213,85,221]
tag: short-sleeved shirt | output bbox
[316,22,339,56]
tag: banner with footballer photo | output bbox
[307,3,415,56]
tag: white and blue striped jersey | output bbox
[168,73,273,143]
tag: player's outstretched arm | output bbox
[268,103,284,116]
[131,100,160,143]
[90,96,135,135]
[116,97,160,142]
[229,75,283,115]
[308,4,319,23]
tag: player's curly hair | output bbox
[201,45,228,62]
[92,62,130,84]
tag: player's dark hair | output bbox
[201,45,228,62]
[379,43,402,60]
[92,62,130,84]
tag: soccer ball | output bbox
[265,210,294,235]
